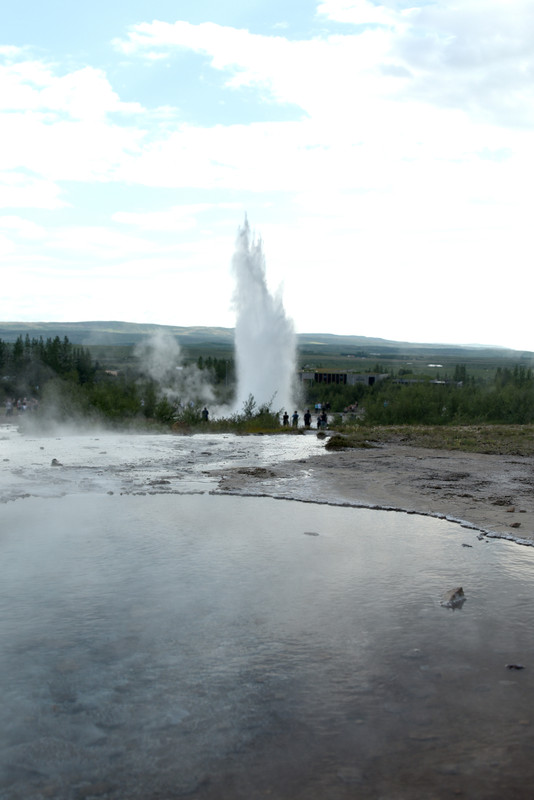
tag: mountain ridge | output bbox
[0,320,530,357]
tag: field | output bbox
[327,423,534,456]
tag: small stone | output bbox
[440,587,466,609]
[510,522,521,529]
[506,506,516,513]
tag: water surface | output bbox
[1,488,534,799]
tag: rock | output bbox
[506,663,525,670]
[510,522,521,529]
[506,506,516,512]
[440,587,466,609]
[51,458,63,467]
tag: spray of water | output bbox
[232,218,297,415]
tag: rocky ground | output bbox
[215,440,534,545]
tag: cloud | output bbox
[0,215,46,239]
[113,19,388,118]
[0,52,146,191]
[0,172,67,209]
[114,4,534,129]
[0,58,143,118]
[320,0,534,126]
[112,202,241,231]
[4,6,530,203]
[316,0,401,27]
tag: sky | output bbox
[1,0,533,351]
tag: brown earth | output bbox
[216,442,534,545]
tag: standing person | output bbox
[292,410,299,427]
[304,409,311,428]
[282,411,289,426]
[201,407,209,422]
[320,409,328,428]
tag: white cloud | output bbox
[0,59,143,118]
[0,114,144,182]
[0,54,146,190]
[316,0,401,27]
[0,215,46,239]
[0,172,67,209]
[114,4,534,129]
[44,225,169,259]
[113,202,241,231]
[319,0,534,126]
[113,19,390,118]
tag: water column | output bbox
[232,218,297,415]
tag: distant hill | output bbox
[0,320,530,359]
[0,321,235,348]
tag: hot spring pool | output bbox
[1,487,534,800]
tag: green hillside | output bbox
[0,320,529,357]
[1,321,532,379]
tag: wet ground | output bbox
[0,425,325,502]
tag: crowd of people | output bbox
[196,405,329,429]
[3,397,39,415]
[282,406,329,429]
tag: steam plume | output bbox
[135,331,214,408]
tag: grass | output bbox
[324,424,534,456]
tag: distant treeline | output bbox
[0,334,96,387]
[2,335,534,427]
[305,365,534,425]
[0,335,235,425]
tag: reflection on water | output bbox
[1,493,534,799]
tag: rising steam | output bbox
[135,330,214,409]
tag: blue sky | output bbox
[2,0,534,350]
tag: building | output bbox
[299,371,389,386]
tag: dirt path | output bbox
[216,442,534,545]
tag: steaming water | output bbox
[2,426,534,799]
[232,219,296,414]
[0,425,323,502]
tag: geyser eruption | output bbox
[232,218,297,414]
